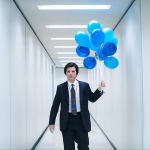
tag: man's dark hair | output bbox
[64,62,79,75]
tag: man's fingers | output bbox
[49,125,55,133]
[101,80,106,87]
[50,128,53,133]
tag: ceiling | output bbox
[15,0,133,67]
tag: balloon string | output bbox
[96,58,103,80]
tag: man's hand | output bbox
[98,80,106,91]
[49,125,55,133]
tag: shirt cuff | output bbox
[98,87,103,92]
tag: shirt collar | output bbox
[67,79,77,88]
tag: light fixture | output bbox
[38,5,111,10]
[51,38,75,40]
[60,61,83,62]
[61,63,83,65]
[58,57,83,58]
[61,66,84,67]
[56,52,76,54]
[46,25,87,28]
[54,46,76,48]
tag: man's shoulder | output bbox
[76,80,89,86]
[57,80,89,88]
[57,81,67,88]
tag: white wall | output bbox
[0,0,55,149]
[88,0,143,149]
[141,0,150,149]
[0,0,11,149]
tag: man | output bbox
[49,62,106,150]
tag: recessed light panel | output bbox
[54,46,76,48]
[46,25,87,28]
[51,38,75,40]
[56,52,76,54]
[38,5,111,10]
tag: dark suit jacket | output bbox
[49,79,104,132]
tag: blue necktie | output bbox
[71,84,77,115]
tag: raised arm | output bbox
[87,83,104,103]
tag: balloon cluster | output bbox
[75,20,119,69]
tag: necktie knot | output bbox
[71,84,74,87]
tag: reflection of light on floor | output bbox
[36,112,113,150]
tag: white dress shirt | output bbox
[68,79,81,112]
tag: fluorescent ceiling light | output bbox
[60,61,83,62]
[61,66,84,67]
[56,52,76,54]
[61,63,83,65]
[54,46,76,48]
[46,25,87,28]
[58,57,83,58]
[38,5,111,10]
[51,38,75,40]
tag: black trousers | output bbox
[61,112,89,150]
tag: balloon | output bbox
[91,29,105,47]
[104,57,119,69]
[88,39,97,51]
[111,36,118,45]
[95,48,103,59]
[75,31,89,47]
[76,46,90,57]
[83,56,97,69]
[99,55,108,61]
[103,42,117,56]
[102,28,114,44]
[95,48,108,61]
[87,20,102,35]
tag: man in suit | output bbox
[49,62,106,150]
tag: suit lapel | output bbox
[78,80,83,106]
[78,80,83,105]
[64,81,69,103]
[64,79,83,105]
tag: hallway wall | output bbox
[0,0,55,149]
[88,0,143,149]
[141,0,150,149]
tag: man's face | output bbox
[66,67,77,81]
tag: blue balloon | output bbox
[103,42,117,56]
[95,47,108,61]
[111,36,118,45]
[95,48,103,59]
[75,31,89,47]
[91,29,105,47]
[76,46,90,57]
[102,28,114,44]
[99,55,108,61]
[104,57,119,69]
[87,20,102,35]
[83,57,97,69]
[88,39,97,51]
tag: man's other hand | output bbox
[49,125,55,133]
